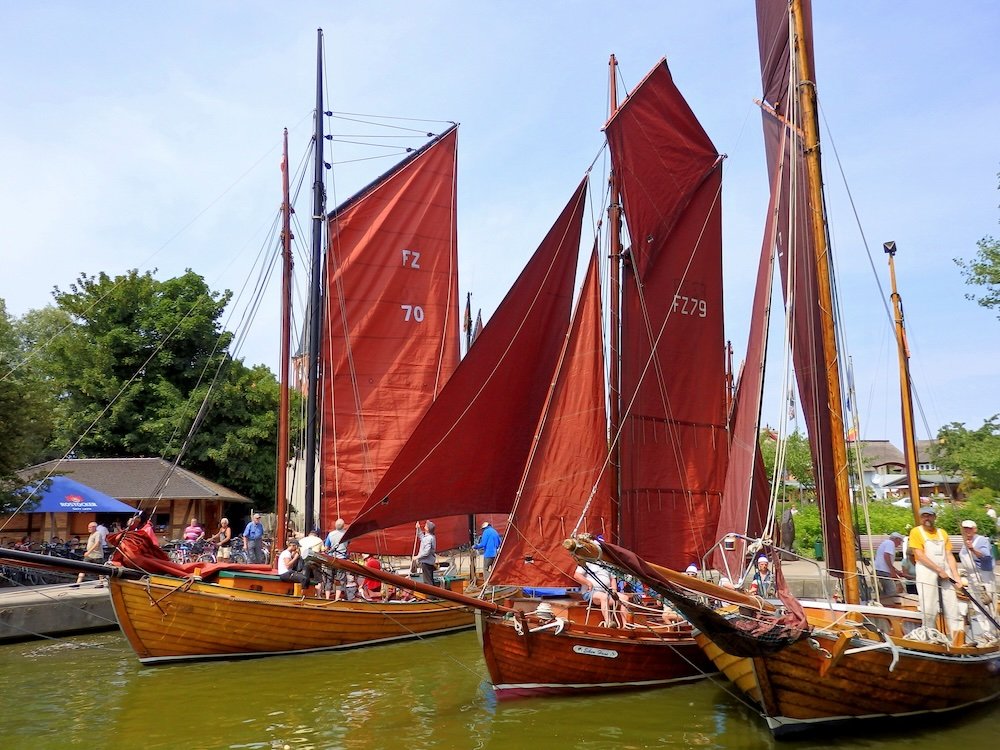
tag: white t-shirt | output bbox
[277,549,295,575]
[874,538,897,575]
[300,534,323,558]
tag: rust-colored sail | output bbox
[605,61,727,570]
[488,248,612,587]
[319,127,463,554]
[344,180,588,545]
[756,0,845,576]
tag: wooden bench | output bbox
[858,533,964,562]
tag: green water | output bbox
[1,630,997,749]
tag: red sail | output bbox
[756,0,844,575]
[605,61,728,571]
[344,180,588,546]
[320,127,463,554]
[488,248,612,587]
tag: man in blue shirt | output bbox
[242,513,264,563]
[474,521,502,574]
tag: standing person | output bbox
[958,519,996,640]
[874,532,907,599]
[242,513,265,564]
[908,506,963,640]
[300,527,323,558]
[413,521,438,587]
[323,519,349,600]
[77,522,104,585]
[473,521,502,575]
[96,521,110,557]
[750,556,775,597]
[183,517,205,542]
[207,518,233,561]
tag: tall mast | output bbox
[303,28,325,532]
[885,241,923,523]
[790,1,858,603]
[607,54,623,538]
[275,128,293,549]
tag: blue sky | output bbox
[2,2,998,446]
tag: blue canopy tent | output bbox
[19,476,138,514]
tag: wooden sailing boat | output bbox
[0,30,477,664]
[566,0,1000,735]
[342,57,728,697]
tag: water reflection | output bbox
[1,631,998,749]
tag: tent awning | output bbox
[18,476,139,514]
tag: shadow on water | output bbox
[2,631,998,749]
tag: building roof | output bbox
[22,457,251,504]
[916,439,938,464]
[856,440,904,468]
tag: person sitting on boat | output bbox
[359,552,384,601]
[749,556,775,598]
[207,518,232,560]
[299,527,324,559]
[183,517,205,542]
[573,559,618,627]
[473,521,502,574]
[413,521,438,587]
[958,519,996,640]
[874,532,908,600]
[908,506,964,641]
[277,541,311,587]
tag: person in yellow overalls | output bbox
[908,506,964,641]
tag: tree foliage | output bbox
[933,416,1000,492]
[760,429,814,490]
[955,172,1000,317]
[6,269,289,508]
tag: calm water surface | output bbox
[2,629,998,749]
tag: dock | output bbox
[0,581,118,643]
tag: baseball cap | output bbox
[481,522,490,528]
[889,532,904,540]
[961,519,977,529]
[919,506,936,516]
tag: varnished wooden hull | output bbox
[696,602,1000,736]
[109,574,474,664]
[479,611,713,698]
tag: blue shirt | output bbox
[474,526,502,557]
[243,521,263,539]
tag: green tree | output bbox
[933,417,1000,492]
[955,173,1000,317]
[760,429,814,490]
[0,301,55,511]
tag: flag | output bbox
[472,310,483,343]
[462,292,471,333]
[846,426,858,442]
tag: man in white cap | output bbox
[873,532,908,600]
[908,506,963,641]
[473,521,502,574]
[750,555,774,597]
[958,519,996,640]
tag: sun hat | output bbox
[961,519,977,529]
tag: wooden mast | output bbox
[885,241,924,523]
[275,128,293,550]
[607,54,623,539]
[790,0,858,603]
[303,28,325,532]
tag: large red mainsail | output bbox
[344,180,588,546]
[488,248,612,587]
[605,61,728,571]
[320,127,463,554]
[756,0,846,576]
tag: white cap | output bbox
[481,522,490,528]
[685,564,698,574]
[961,519,977,529]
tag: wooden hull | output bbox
[696,602,1000,736]
[109,574,474,664]
[478,610,714,698]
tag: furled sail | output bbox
[605,61,728,570]
[488,248,612,587]
[344,180,588,546]
[756,0,847,575]
[320,126,463,554]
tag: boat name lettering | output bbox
[671,293,707,318]
[572,645,618,659]
[401,249,421,269]
[401,304,425,323]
